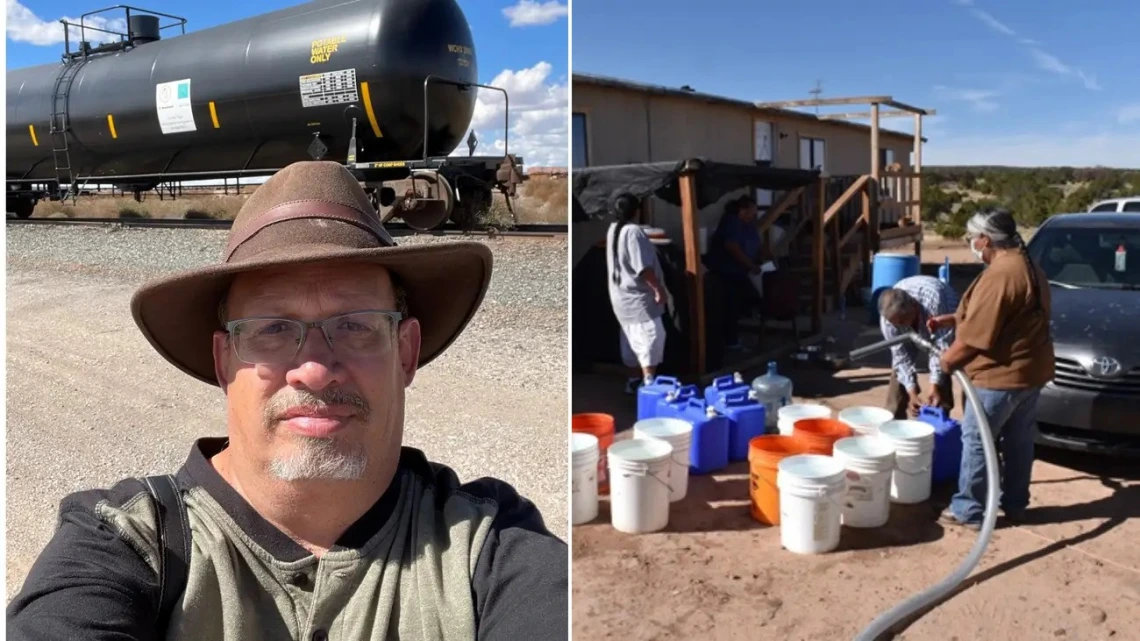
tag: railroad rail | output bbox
[6,216,567,238]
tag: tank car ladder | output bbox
[49,59,84,202]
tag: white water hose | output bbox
[846,331,1000,641]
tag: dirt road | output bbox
[571,236,1140,640]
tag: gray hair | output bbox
[966,208,1022,249]
[878,287,917,321]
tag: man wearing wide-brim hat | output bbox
[7,161,568,640]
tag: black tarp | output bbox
[572,243,726,375]
[572,158,820,222]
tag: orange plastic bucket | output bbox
[572,413,615,495]
[792,418,854,455]
[748,435,807,525]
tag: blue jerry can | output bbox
[916,405,963,485]
[680,398,730,475]
[656,384,699,420]
[715,390,767,462]
[637,375,681,421]
[703,371,748,407]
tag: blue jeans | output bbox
[949,386,1042,524]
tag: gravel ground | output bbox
[5,225,568,599]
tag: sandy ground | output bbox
[5,229,568,600]
[571,235,1140,640]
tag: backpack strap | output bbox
[141,474,190,633]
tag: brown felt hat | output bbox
[130,160,492,386]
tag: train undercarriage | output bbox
[6,151,525,231]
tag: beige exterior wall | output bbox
[572,83,919,256]
[762,116,913,175]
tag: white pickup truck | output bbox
[1088,197,1140,212]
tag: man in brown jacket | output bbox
[7,161,568,640]
[933,208,1054,532]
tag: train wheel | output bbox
[397,171,454,231]
[450,187,491,230]
[7,196,36,219]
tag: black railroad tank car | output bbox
[6,0,515,227]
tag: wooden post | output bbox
[831,190,843,313]
[869,102,881,255]
[813,177,825,335]
[913,112,924,257]
[861,184,872,287]
[913,113,923,223]
[871,103,881,181]
[678,172,706,376]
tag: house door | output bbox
[754,121,773,207]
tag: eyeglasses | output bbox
[224,310,404,365]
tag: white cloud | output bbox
[970,9,1016,37]
[933,85,1000,112]
[451,62,568,168]
[957,2,1100,91]
[6,0,125,45]
[502,0,568,27]
[925,131,1140,168]
[1118,104,1140,125]
[1027,48,1101,90]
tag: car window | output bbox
[1029,226,1140,289]
[1123,201,1140,212]
[1090,202,1119,212]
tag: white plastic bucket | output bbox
[838,406,895,437]
[776,454,847,554]
[608,438,674,534]
[776,404,833,436]
[832,436,896,528]
[877,420,936,504]
[571,433,600,525]
[633,417,693,502]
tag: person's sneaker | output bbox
[939,508,981,531]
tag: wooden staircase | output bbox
[757,174,901,333]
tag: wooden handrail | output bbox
[756,186,805,234]
[822,174,871,227]
[838,216,865,249]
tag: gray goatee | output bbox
[262,387,371,481]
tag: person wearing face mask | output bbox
[926,208,1054,531]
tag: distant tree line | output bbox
[919,166,1140,239]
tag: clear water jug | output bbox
[751,361,793,429]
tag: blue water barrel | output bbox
[680,398,730,475]
[638,375,681,421]
[714,391,767,461]
[869,253,921,323]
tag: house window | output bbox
[880,148,896,170]
[799,137,825,172]
[572,112,589,168]
[754,120,773,206]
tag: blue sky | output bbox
[6,0,569,166]
[572,0,1140,168]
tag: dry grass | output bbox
[34,193,250,220]
[30,171,568,224]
